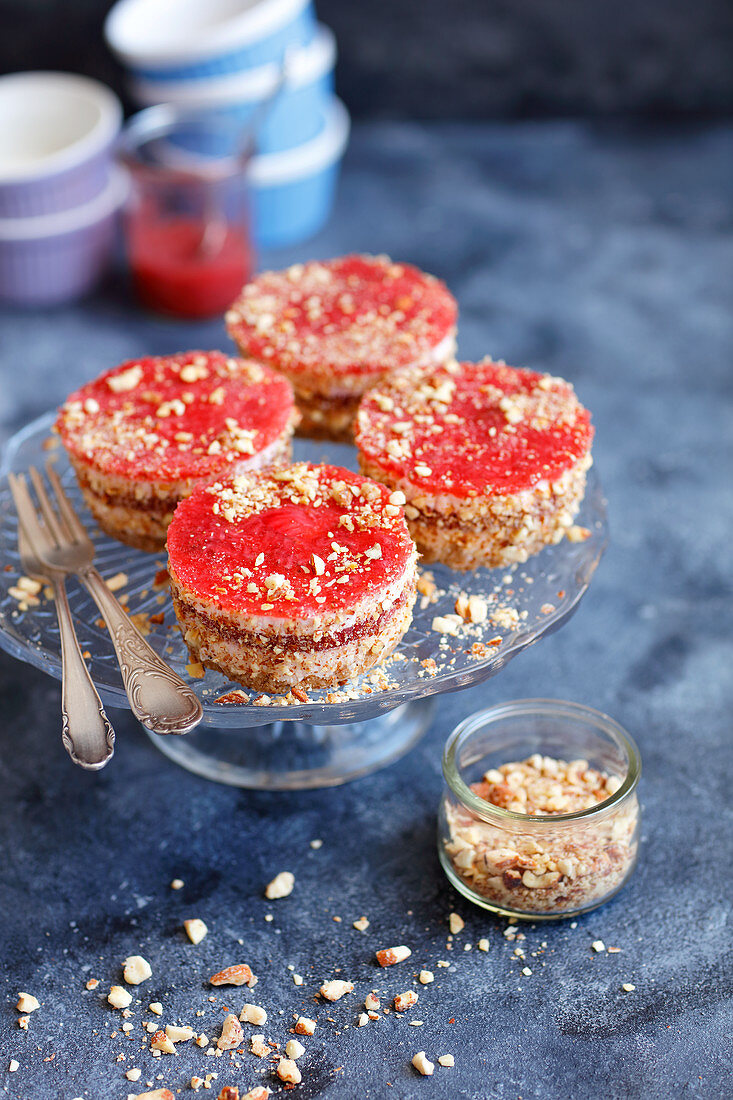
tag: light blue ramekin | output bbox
[249,96,349,248]
[129,24,336,157]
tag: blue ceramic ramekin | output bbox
[249,96,349,247]
[105,0,316,83]
[129,24,336,156]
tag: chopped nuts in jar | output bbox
[442,749,639,917]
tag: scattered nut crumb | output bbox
[294,1017,316,1036]
[277,1058,301,1085]
[448,913,465,934]
[126,1068,142,1081]
[170,879,184,890]
[124,955,152,985]
[8,1060,19,1073]
[353,916,370,932]
[418,971,434,985]
[16,993,39,1013]
[477,939,490,952]
[85,978,99,990]
[285,1040,305,1060]
[149,1002,163,1016]
[217,1014,244,1051]
[309,839,323,849]
[592,940,606,953]
[376,945,411,967]
[394,990,419,1012]
[184,918,208,945]
[107,986,132,1009]
[264,871,295,899]
[250,1034,271,1058]
[412,1051,434,1076]
[239,1004,267,1026]
[438,1054,455,1068]
[622,983,636,992]
[357,1013,369,1027]
[210,964,256,988]
[150,1029,177,1054]
[166,1025,194,1043]
[320,979,353,1001]
[186,662,205,678]
[364,993,380,1011]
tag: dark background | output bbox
[1,0,732,118]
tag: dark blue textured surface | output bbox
[1,122,732,1099]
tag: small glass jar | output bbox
[118,105,253,319]
[439,699,641,920]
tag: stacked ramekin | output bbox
[0,72,124,306]
[105,0,349,247]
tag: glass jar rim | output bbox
[118,104,252,185]
[442,698,641,825]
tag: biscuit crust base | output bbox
[170,583,416,694]
[70,436,292,553]
[359,453,592,571]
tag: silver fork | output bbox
[8,473,115,770]
[13,464,203,736]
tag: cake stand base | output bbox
[144,698,435,789]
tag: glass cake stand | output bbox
[0,414,608,789]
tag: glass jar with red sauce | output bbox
[118,106,253,319]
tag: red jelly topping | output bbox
[56,351,295,482]
[166,463,416,619]
[129,217,253,320]
[226,254,457,379]
[355,360,594,497]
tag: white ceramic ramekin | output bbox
[0,72,122,219]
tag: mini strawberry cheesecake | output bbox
[355,359,594,570]
[166,462,418,693]
[56,351,298,552]
[225,254,457,442]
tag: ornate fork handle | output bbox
[81,567,203,735]
[52,575,115,769]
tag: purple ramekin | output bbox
[0,72,122,219]
[0,167,129,307]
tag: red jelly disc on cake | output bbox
[356,359,594,498]
[167,463,416,620]
[226,255,458,380]
[57,351,296,482]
